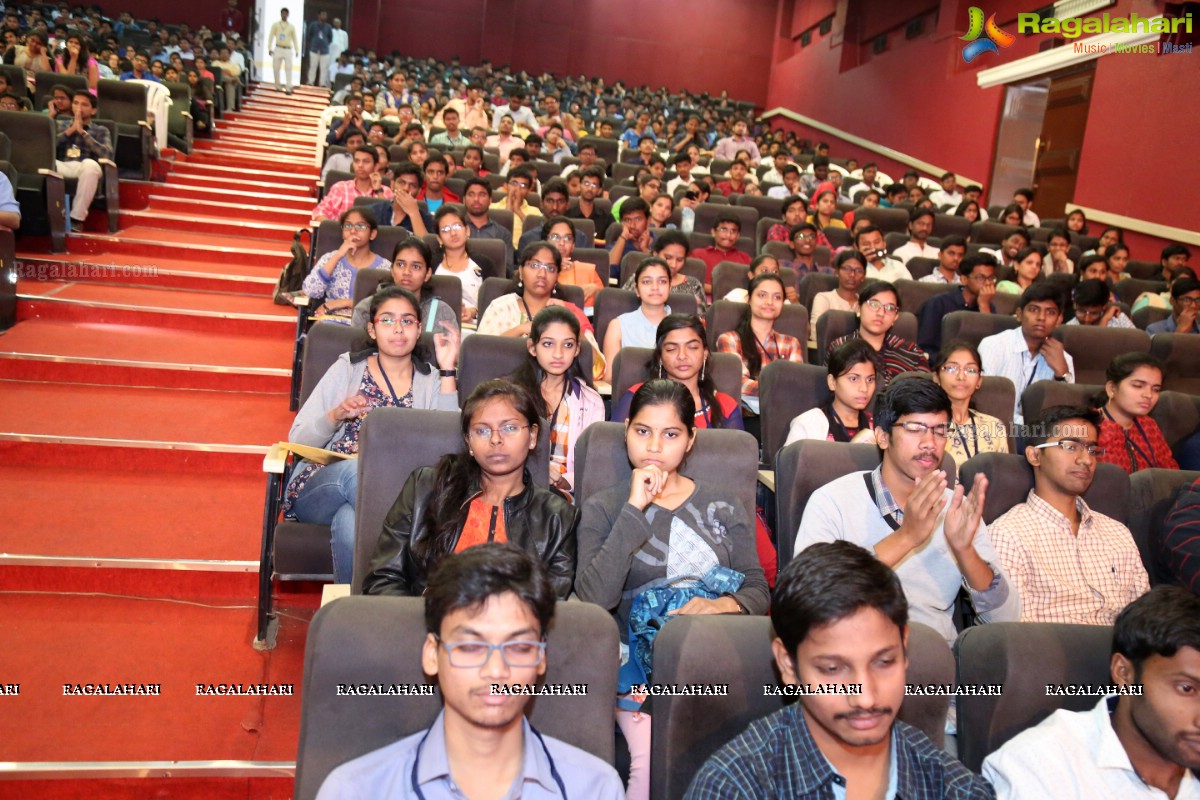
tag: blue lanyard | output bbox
[410,723,568,799]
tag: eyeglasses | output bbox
[1073,306,1104,320]
[895,421,950,439]
[469,423,529,440]
[342,222,370,231]
[547,234,572,243]
[581,180,601,188]
[1178,296,1200,307]
[1035,440,1105,458]
[794,234,817,242]
[864,299,900,315]
[508,180,531,190]
[439,223,465,234]
[839,266,866,276]
[939,365,980,377]
[374,315,418,328]
[436,637,546,668]
[525,261,558,273]
[714,227,740,236]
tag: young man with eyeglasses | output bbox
[917,250,996,362]
[566,166,609,237]
[987,405,1148,627]
[321,544,623,798]
[795,378,1019,644]
[1146,276,1200,335]
[978,283,1075,426]
[689,212,751,295]
[490,165,537,250]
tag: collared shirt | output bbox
[866,258,913,283]
[983,695,1200,800]
[490,198,537,248]
[796,466,1017,643]
[492,103,539,133]
[316,710,625,800]
[0,172,19,219]
[685,704,995,800]
[928,189,962,208]
[55,117,113,162]
[919,269,962,285]
[715,328,805,397]
[268,20,299,50]
[828,331,930,390]
[313,179,392,221]
[429,130,471,148]
[893,241,941,265]
[306,20,332,54]
[712,135,761,163]
[990,490,1149,625]
[689,245,751,285]
[977,326,1075,424]
[486,132,525,163]
[1147,315,1198,335]
[1065,313,1136,330]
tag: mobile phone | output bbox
[685,191,698,201]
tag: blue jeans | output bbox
[290,458,357,584]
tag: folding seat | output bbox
[968,220,1021,245]
[940,310,1020,351]
[443,177,465,198]
[1028,226,1053,243]
[707,157,733,177]
[1,109,67,251]
[97,78,154,180]
[162,80,193,153]
[610,162,641,183]
[532,160,561,184]
[475,276,584,318]
[895,279,954,317]
[906,256,939,280]
[884,231,910,253]
[592,288,698,348]
[571,247,609,281]
[1051,325,1150,384]
[773,440,957,572]
[1149,333,1200,394]
[752,215,781,249]
[649,616,955,800]
[1019,380,1100,424]
[32,71,88,112]
[758,361,831,467]
[815,309,919,366]
[955,622,1113,771]
[292,596,619,800]
[795,271,839,313]
[823,226,851,248]
[609,347,742,416]
[318,169,352,200]
[704,298,808,352]
[351,269,462,324]
[458,331,593,402]
[853,206,908,234]
[693,202,757,236]
[0,65,26,100]
[1132,305,1170,331]
[933,213,971,239]
[760,240,792,263]
[1123,259,1161,281]
[617,251,706,287]
[1112,277,1164,308]
[710,262,797,302]
[0,226,13,332]
[732,192,786,220]
[608,185,637,202]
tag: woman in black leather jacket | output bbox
[362,379,580,597]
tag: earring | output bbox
[657,362,663,379]
[700,360,706,383]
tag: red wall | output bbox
[764,0,1199,252]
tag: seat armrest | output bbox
[137,119,153,130]
[263,443,290,474]
[98,158,117,168]
[37,168,63,178]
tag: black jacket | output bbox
[362,465,580,597]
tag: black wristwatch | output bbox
[438,369,458,378]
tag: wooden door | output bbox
[1032,63,1094,220]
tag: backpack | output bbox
[273,228,312,305]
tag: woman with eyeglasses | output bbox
[932,340,1009,467]
[476,240,592,341]
[954,199,982,223]
[302,207,389,321]
[785,338,878,445]
[510,306,605,495]
[433,204,493,324]
[716,273,803,415]
[1095,352,1177,475]
[611,313,744,430]
[576,379,768,800]
[543,216,604,308]
[350,237,460,332]
[828,281,929,390]
[363,379,579,597]
[809,249,866,349]
[620,231,708,314]
[996,247,1045,295]
[605,258,674,383]
[285,285,461,584]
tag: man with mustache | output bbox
[686,541,995,799]
[793,378,1019,645]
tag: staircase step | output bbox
[216,117,318,137]
[167,171,315,199]
[66,225,291,270]
[118,210,300,243]
[150,183,315,211]
[17,281,297,336]
[13,252,280,294]
[147,196,313,227]
[178,152,319,177]
[216,131,317,149]
[193,138,319,159]
[238,100,325,118]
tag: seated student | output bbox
[1096,353,1178,475]
[312,146,392,222]
[1077,253,1115,284]
[1156,243,1193,283]
[603,258,673,382]
[286,286,460,584]
[1131,265,1196,316]
[828,282,930,391]
[607,197,655,281]
[364,380,579,597]
[795,378,1020,643]
[1159,477,1200,593]
[715,159,751,197]
[954,198,982,223]
[982,229,1031,272]
[809,249,866,349]
[648,192,675,229]
[416,155,461,215]
[621,230,708,313]
[806,190,847,249]
[689,212,751,295]
[857,225,913,283]
[685,541,994,800]
[1103,243,1132,283]
[893,207,940,265]
[994,246,1045,296]
[1081,225,1124,258]
[784,339,878,445]
[490,164,538,249]
[917,253,998,362]
[765,195,807,243]
[1068,277,1135,329]
[302,207,390,320]
[432,204,493,324]
[320,130,364,182]
[715,273,804,414]
[567,165,611,233]
[1044,228,1075,275]
[983,585,1200,800]
[918,235,968,284]
[722,254,797,304]
[990,404,1149,624]
[543,216,604,307]
[611,314,745,430]
[576,380,769,800]
[508,307,605,494]
[979,283,1075,426]
[933,340,1009,467]
[350,237,459,332]
[317,543,625,799]
[1146,276,1200,335]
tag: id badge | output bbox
[66,145,81,159]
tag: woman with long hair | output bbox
[432,203,493,323]
[954,199,982,223]
[604,257,673,382]
[1065,208,1088,235]
[350,237,459,332]
[285,285,460,583]
[996,247,1045,295]
[576,380,768,800]
[784,338,878,445]
[1105,242,1132,282]
[806,189,846,248]
[302,206,389,320]
[715,273,803,414]
[544,216,604,307]
[55,34,99,91]
[999,204,1024,226]
[1096,353,1178,475]
[611,313,744,430]
[510,307,605,494]
[620,230,707,313]
[364,379,579,596]
[932,340,1009,466]
[477,240,589,337]
[1084,226,1124,258]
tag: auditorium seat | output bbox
[686,231,755,258]
[1150,333,1200,394]
[97,78,154,180]
[733,192,788,221]
[458,331,593,400]
[906,256,939,280]
[1112,277,1165,309]
[609,346,742,416]
[933,213,971,240]
[693,201,757,235]
[796,271,839,313]
[968,220,1021,245]
[895,279,955,317]
[815,309,919,366]
[753,216,781,249]
[758,361,832,467]
[711,262,795,301]
[2,109,67,251]
[705,299,808,352]
[1123,260,1162,281]
[884,231,909,253]
[1020,383,1199,455]
[854,206,908,234]
[1051,325,1150,384]
[619,251,707,287]
[352,270,463,323]
[1129,468,1200,585]
[941,311,1020,351]
[592,288,698,347]
[1132,305,1170,331]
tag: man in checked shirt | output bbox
[55,90,112,233]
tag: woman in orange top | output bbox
[363,379,580,597]
[545,215,604,308]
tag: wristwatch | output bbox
[438,369,458,378]
[1054,372,1071,382]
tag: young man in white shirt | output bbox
[893,208,941,265]
[928,172,962,209]
[858,225,913,283]
[983,586,1200,800]
[767,164,803,200]
[1013,187,1040,228]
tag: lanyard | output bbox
[410,723,568,799]
[1103,407,1157,470]
[954,411,979,460]
[547,378,570,433]
[375,355,401,404]
[1023,353,1044,392]
[823,400,863,443]
[754,330,775,364]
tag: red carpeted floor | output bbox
[3,83,332,796]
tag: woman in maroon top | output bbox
[1096,352,1179,474]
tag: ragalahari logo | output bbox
[961,7,1016,62]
